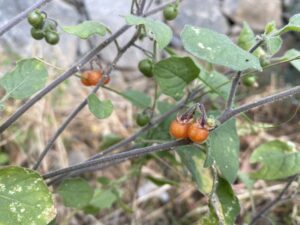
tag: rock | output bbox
[0,0,79,67]
[222,0,282,31]
[169,0,229,48]
[84,0,152,68]
[174,0,229,34]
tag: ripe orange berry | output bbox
[187,122,209,143]
[81,70,110,86]
[169,119,190,139]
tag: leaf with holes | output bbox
[57,178,94,208]
[125,15,172,49]
[153,56,200,99]
[181,25,262,71]
[176,146,213,194]
[250,140,300,180]
[0,58,47,100]
[0,166,56,225]
[88,94,113,119]
[62,21,110,39]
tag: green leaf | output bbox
[176,146,213,194]
[283,49,300,71]
[125,15,172,49]
[100,134,123,150]
[279,14,300,34]
[201,177,240,225]
[265,36,282,56]
[88,189,117,210]
[62,21,110,39]
[146,175,178,186]
[57,178,94,208]
[238,172,255,190]
[238,22,256,51]
[97,176,111,186]
[264,21,278,35]
[250,140,300,180]
[47,218,56,225]
[238,22,263,57]
[87,94,113,119]
[199,70,230,100]
[207,118,240,183]
[181,25,262,71]
[121,90,151,108]
[0,166,56,225]
[153,56,200,99]
[157,100,174,114]
[0,58,48,100]
[0,153,9,165]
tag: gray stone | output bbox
[222,0,282,31]
[174,0,229,34]
[0,0,79,67]
[84,0,152,68]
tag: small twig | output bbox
[150,83,158,118]
[43,139,191,179]
[33,30,140,170]
[225,38,265,111]
[249,175,298,225]
[143,0,180,16]
[46,87,204,183]
[114,40,121,51]
[138,0,147,15]
[88,86,203,160]
[0,0,52,36]
[132,43,153,57]
[0,25,131,134]
[218,85,300,124]
[145,0,155,12]
[0,0,177,134]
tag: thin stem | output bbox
[225,38,265,110]
[33,30,140,170]
[150,83,158,118]
[43,139,191,179]
[138,0,147,15]
[249,175,298,225]
[218,85,300,124]
[144,0,180,16]
[0,0,52,36]
[45,87,204,183]
[88,86,203,160]
[0,0,177,134]
[0,25,131,134]
[132,44,153,57]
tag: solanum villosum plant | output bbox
[0,0,300,224]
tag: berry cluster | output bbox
[27,10,59,45]
[169,104,215,144]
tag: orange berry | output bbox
[187,122,209,143]
[169,119,190,139]
[80,70,109,86]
